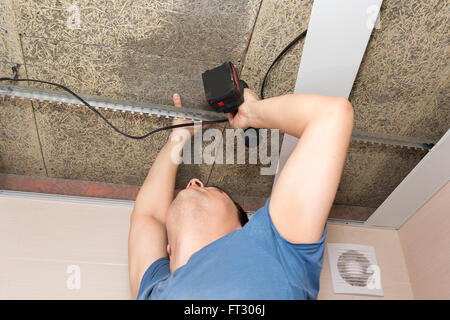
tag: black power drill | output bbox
[202,62,259,147]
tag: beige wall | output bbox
[0,193,133,299]
[318,223,413,300]
[0,192,415,299]
[398,182,450,299]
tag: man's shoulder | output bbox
[242,197,272,232]
[136,257,170,300]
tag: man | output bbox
[128,88,353,299]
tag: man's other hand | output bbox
[171,93,211,137]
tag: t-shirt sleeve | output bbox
[136,257,170,300]
[243,197,327,299]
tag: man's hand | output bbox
[227,88,259,130]
[170,93,196,137]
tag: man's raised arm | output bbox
[128,94,189,298]
[229,90,353,243]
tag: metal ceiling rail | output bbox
[0,83,436,151]
[0,83,225,121]
[351,129,435,151]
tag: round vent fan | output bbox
[337,249,374,287]
[327,243,384,296]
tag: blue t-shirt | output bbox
[137,197,327,300]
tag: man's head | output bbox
[165,178,248,269]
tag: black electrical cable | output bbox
[0,29,307,139]
[0,77,227,140]
[260,29,307,99]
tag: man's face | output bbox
[165,178,242,253]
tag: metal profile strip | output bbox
[0,83,436,150]
[0,83,225,121]
[351,129,435,151]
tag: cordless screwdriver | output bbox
[202,62,259,147]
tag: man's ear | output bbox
[167,244,171,256]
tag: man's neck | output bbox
[169,227,240,273]
[169,237,202,273]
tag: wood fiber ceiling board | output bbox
[29,99,219,189]
[0,0,261,190]
[0,96,46,177]
[10,0,263,109]
[349,0,450,141]
[0,0,23,65]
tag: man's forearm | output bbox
[132,134,186,224]
[245,93,351,137]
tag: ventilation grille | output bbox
[327,243,384,296]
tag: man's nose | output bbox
[187,178,204,189]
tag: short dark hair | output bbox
[210,186,249,226]
[231,197,249,227]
